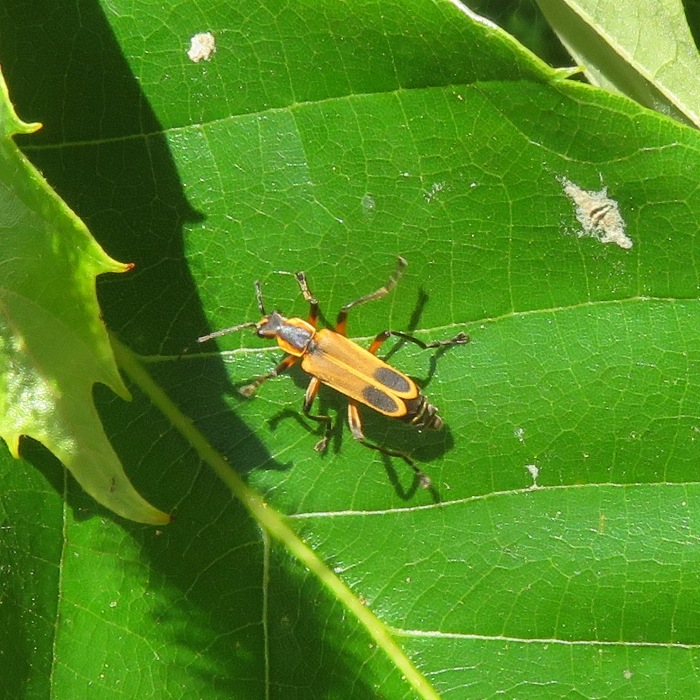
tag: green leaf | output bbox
[2,0,700,697]
[536,0,700,126]
[0,69,169,525]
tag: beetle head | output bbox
[255,311,287,338]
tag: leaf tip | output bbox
[4,432,21,459]
[0,66,43,138]
[96,472,172,525]
[102,258,135,275]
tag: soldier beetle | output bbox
[198,257,468,487]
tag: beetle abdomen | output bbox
[404,395,443,431]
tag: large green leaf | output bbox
[2,0,700,697]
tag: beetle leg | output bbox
[239,354,298,397]
[367,330,469,355]
[347,401,431,488]
[302,377,332,451]
[292,271,320,328]
[335,256,407,336]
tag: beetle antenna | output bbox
[254,280,266,315]
[197,322,257,344]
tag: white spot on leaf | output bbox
[560,177,633,249]
[424,182,445,202]
[187,32,216,62]
[361,194,376,215]
[525,464,539,488]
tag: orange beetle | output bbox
[198,257,468,487]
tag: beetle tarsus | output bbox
[239,383,257,398]
[425,331,470,348]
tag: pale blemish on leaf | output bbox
[361,193,376,216]
[187,32,216,63]
[424,182,445,202]
[525,463,539,489]
[560,177,633,250]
